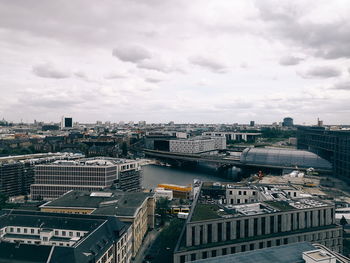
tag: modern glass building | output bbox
[240,147,332,170]
[297,126,350,181]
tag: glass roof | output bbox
[240,148,332,170]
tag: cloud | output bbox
[104,72,127,79]
[254,1,350,60]
[32,63,70,79]
[189,56,228,73]
[333,81,350,90]
[279,56,304,66]
[112,45,151,63]
[145,77,163,83]
[298,66,341,79]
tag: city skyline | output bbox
[1,0,350,124]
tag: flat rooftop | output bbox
[192,242,316,263]
[37,157,139,167]
[40,190,153,217]
[190,182,330,222]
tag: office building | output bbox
[170,138,215,154]
[39,190,155,258]
[0,209,132,263]
[31,157,142,200]
[61,116,73,129]
[297,126,350,181]
[173,182,342,263]
[0,153,83,197]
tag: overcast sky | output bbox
[1,0,350,124]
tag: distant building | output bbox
[173,182,342,263]
[61,116,73,129]
[250,121,255,127]
[0,209,132,263]
[202,132,261,142]
[0,153,83,197]
[282,117,294,127]
[31,157,142,200]
[169,138,215,154]
[40,190,155,258]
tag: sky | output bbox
[1,0,350,125]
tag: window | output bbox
[17,228,20,233]
[43,237,48,241]
[243,191,247,195]
[211,250,216,257]
[77,232,81,237]
[231,247,236,254]
[55,230,58,235]
[249,244,254,250]
[24,229,27,234]
[259,242,264,249]
[190,253,196,261]
[241,245,246,252]
[202,251,207,259]
[10,227,14,232]
[62,231,66,236]
[69,232,73,237]
[222,248,227,255]
[267,241,272,247]
[31,229,35,234]
[238,191,242,195]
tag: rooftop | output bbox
[190,182,330,222]
[192,242,316,263]
[0,210,129,263]
[36,157,139,167]
[40,190,153,217]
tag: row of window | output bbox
[190,209,333,246]
[6,227,84,238]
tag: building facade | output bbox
[174,182,342,263]
[0,153,83,197]
[170,138,215,154]
[297,126,350,181]
[202,132,261,142]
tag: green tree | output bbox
[156,197,171,226]
[121,142,128,157]
[340,216,348,226]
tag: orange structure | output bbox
[157,183,192,199]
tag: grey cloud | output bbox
[255,1,350,60]
[112,45,151,63]
[104,73,127,79]
[32,63,70,79]
[333,81,350,90]
[298,66,341,79]
[145,77,163,83]
[279,56,304,66]
[189,56,227,73]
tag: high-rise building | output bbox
[61,116,73,129]
[297,126,350,181]
[250,121,255,127]
[0,210,132,263]
[173,182,342,263]
[282,117,294,127]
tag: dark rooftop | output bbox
[41,190,153,217]
[0,210,130,263]
[193,242,316,263]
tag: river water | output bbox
[142,164,241,189]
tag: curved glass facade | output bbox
[240,148,332,170]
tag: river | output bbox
[142,163,241,189]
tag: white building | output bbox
[169,138,215,154]
[154,187,173,200]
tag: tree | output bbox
[340,216,348,226]
[121,142,128,157]
[156,197,171,226]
